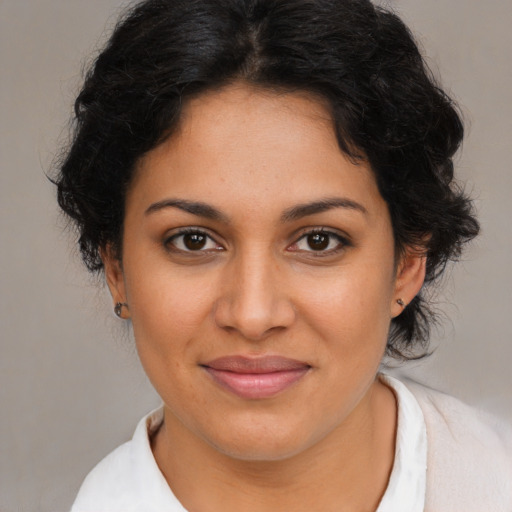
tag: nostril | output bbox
[213,295,296,341]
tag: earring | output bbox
[114,302,128,318]
[396,298,405,307]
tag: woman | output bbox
[56,0,511,510]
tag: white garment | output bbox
[405,379,512,511]
[71,375,512,512]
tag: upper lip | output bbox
[202,356,310,374]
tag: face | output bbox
[105,83,425,461]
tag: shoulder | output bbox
[71,407,181,512]
[405,378,512,454]
[404,378,512,512]
[71,440,137,512]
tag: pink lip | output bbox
[202,356,311,399]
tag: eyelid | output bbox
[288,227,352,254]
[164,227,224,252]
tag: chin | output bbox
[212,438,310,463]
[199,415,329,463]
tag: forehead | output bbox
[180,83,335,142]
[129,83,383,219]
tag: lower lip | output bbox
[203,367,310,399]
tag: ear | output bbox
[391,248,427,318]
[101,245,130,319]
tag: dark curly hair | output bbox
[55,0,479,359]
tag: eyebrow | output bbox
[144,196,367,223]
[280,197,368,222]
[145,199,230,223]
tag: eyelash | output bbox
[289,228,351,256]
[163,227,351,256]
[164,228,223,253]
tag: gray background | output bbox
[1,0,511,510]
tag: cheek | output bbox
[295,264,395,352]
[124,264,219,356]
[126,271,218,406]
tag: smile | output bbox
[202,356,311,399]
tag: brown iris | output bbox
[183,233,207,250]
[307,233,330,250]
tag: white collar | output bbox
[377,374,427,512]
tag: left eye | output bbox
[166,231,220,252]
[291,231,347,253]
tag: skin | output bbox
[104,83,426,512]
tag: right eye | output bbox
[165,229,223,253]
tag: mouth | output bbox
[201,355,311,399]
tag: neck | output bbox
[152,378,396,512]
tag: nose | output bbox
[213,252,296,341]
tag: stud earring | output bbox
[114,302,128,317]
[396,298,405,307]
